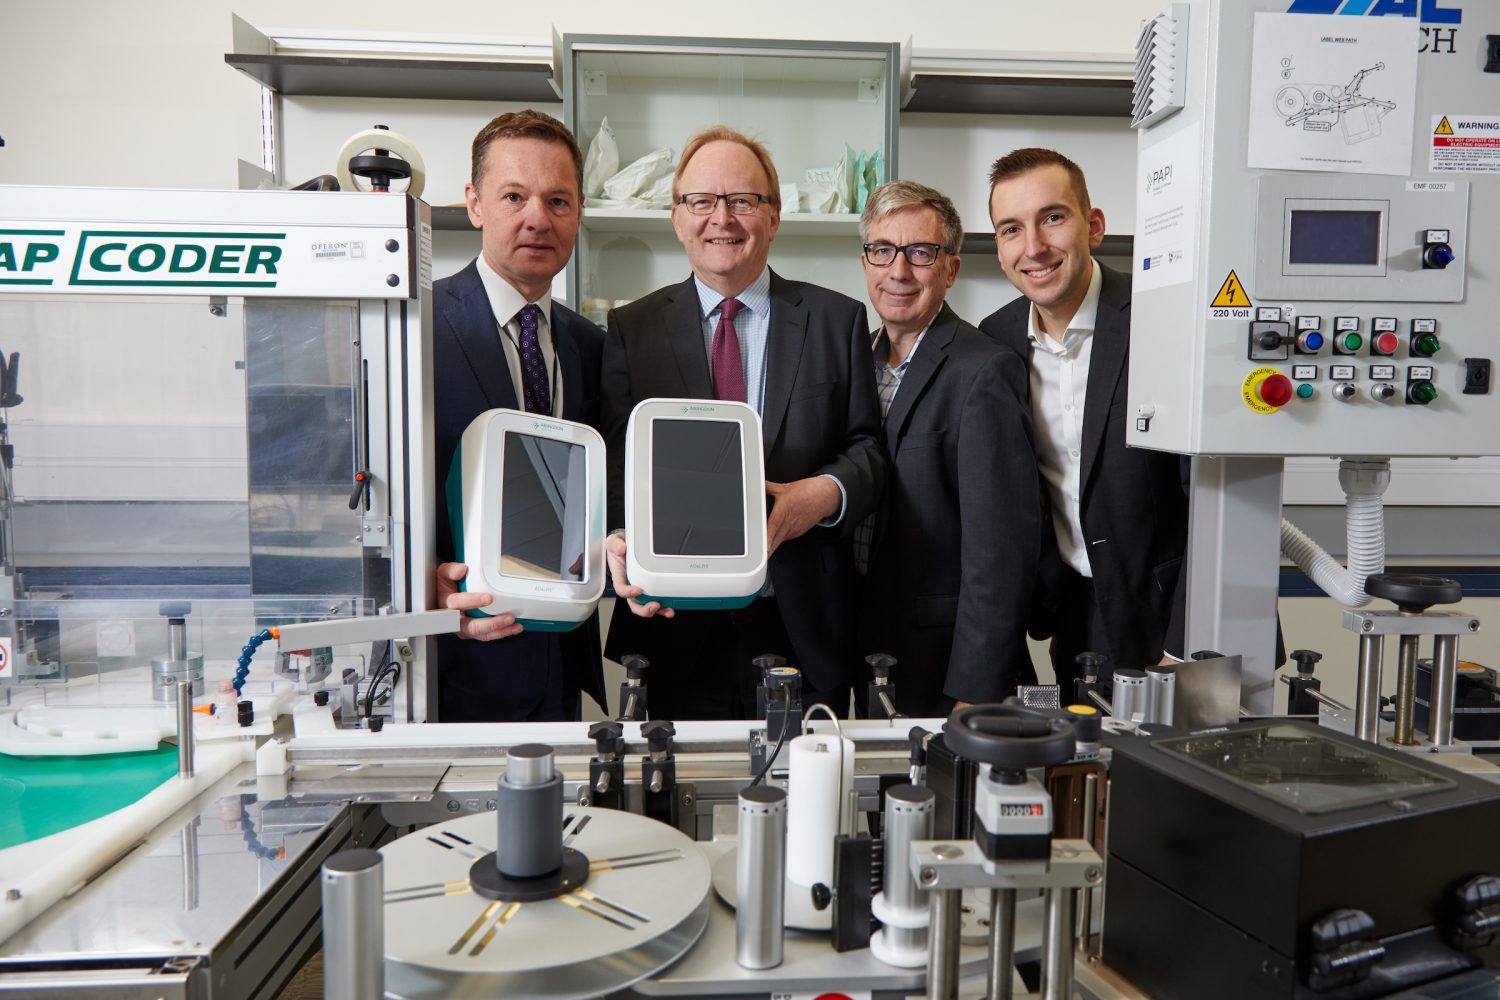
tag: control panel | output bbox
[1125,0,1497,459]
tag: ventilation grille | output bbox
[1132,3,1189,129]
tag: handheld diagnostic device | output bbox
[624,398,767,610]
[446,409,606,631]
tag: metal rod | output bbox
[1430,635,1460,746]
[1355,634,1385,743]
[987,888,1017,1000]
[1392,635,1420,746]
[175,680,194,778]
[1078,773,1099,946]
[1277,676,1351,712]
[926,888,961,1000]
[1040,888,1076,1000]
[321,850,384,1000]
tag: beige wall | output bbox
[0,0,1159,189]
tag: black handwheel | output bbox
[942,704,1077,772]
[1365,573,1462,614]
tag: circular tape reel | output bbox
[335,127,426,198]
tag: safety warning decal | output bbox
[1431,114,1500,174]
[0,636,10,679]
[1209,269,1254,320]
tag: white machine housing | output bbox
[449,408,606,630]
[1126,0,1497,458]
[624,398,767,610]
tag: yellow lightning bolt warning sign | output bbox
[1211,270,1252,308]
[1435,116,1454,136]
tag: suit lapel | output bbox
[761,270,807,452]
[1079,266,1129,493]
[444,262,519,411]
[551,306,584,422]
[882,303,955,452]
[663,277,714,399]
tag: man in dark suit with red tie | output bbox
[431,110,606,721]
[601,126,886,720]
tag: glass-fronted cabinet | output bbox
[561,35,902,322]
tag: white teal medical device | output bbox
[447,409,606,631]
[624,398,767,610]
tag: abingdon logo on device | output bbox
[0,229,285,287]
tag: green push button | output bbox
[1341,332,1363,352]
[1296,383,1315,399]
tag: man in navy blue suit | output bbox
[431,110,606,721]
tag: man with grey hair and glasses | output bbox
[855,179,1041,715]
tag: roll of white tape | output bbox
[335,127,426,199]
[785,733,855,888]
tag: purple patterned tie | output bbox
[711,297,745,403]
[517,303,551,415]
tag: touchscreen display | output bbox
[1288,209,1382,266]
[650,419,746,557]
[500,433,587,581]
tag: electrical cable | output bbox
[748,685,794,787]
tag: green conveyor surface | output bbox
[0,744,177,850]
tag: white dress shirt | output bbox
[474,255,563,418]
[1026,259,1103,578]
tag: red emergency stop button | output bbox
[1257,372,1293,407]
[1243,367,1295,413]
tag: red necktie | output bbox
[711,297,746,403]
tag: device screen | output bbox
[1287,209,1382,266]
[650,419,746,557]
[500,433,587,582]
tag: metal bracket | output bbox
[910,837,1103,892]
[1342,609,1480,637]
[361,515,392,547]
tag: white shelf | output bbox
[582,208,861,236]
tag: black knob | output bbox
[1423,243,1455,269]
[810,883,833,911]
[908,726,930,766]
[1365,573,1462,613]
[368,715,385,733]
[866,653,897,681]
[752,653,787,680]
[1065,705,1102,742]
[313,689,330,706]
[1259,331,1284,351]
[1290,649,1323,676]
[1074,651,1108,680]
[588,720,623,755]
[642,719,676,753]
[237,700,255,727]
[621,654,649,681]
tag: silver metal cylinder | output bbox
[736,785,786,970]
[504,743,554,787]
[1430,635,1461,746]
[1392,634,1421,746]
[882,784,933,957]
[926,888,962,1000]
[1040,888,1076,1000]
[175,680,194,778]
[1111,669,1149,722]
[321,849,384,1000]
[168,620,187,662]
[987,888,1018,1000]
[1146,664,1176,726]
[1355,634,1385,743]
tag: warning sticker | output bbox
[1431,114,1500,174]
[1208,269,1253,320]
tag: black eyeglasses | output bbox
[678,192,770,215]
[862,242,951,267]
